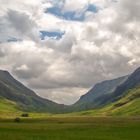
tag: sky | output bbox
[0,0,140,105]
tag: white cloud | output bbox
[63,0,88,12]
[0,0,140,104]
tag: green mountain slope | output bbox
[0,70,65,113]
[71,86,140,116]
[68,76,128,112]
[107,87,140,116]
[0,97,21,118]
[70,67,140,113]
[92,67,140,109]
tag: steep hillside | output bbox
[109,67,140,101]
[70,67,140,113]
[108,87,140,116]
[0,97,21,118]
[73,86,140,116]
[93,67,140,108]
[0,70,65,113]
[70,75,128,112]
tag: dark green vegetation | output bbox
[0,117,140,140]
[0,70,65,113]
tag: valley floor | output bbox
[0,117,140,140]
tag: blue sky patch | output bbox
[40,31,65,40]
[46,6,85,21]
[87,4,99,13]
[45,4,99,21]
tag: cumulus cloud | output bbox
[6,10,38,41]
[0,0,140,104]
[63,0,87,12]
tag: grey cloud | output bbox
[1,0,140,104]
[0,46,6,57]
[0,9,39,43]
[7,10,35,33]
[12,62,47,80]
[119,0,140,21]
[44,32,76,53]
[6,9,39,41]
[107,0,140,39]
[36,87,88,105]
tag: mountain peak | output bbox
[0,70,11,75]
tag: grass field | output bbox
[0,117,140,140]
[0,94,140,140]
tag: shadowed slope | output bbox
[0,70,66,113]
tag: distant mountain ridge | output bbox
[72,86,140,116]
[110,67,140,100]
[71,67,140,114]
[69,75,128,112]
[78,76,128,103]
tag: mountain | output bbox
[0,70,65,113]
[107,86,140,116]
[91,67,140,108]
[69,75,128,112]
[109,67,140,101]
[77,76,128,104]
[70,67,140,115]
[1,66,140,115]
[73,86,140,116]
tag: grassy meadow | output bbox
[0,92,140,140]
[0,116,140,140]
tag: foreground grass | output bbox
[0,117,140,140]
